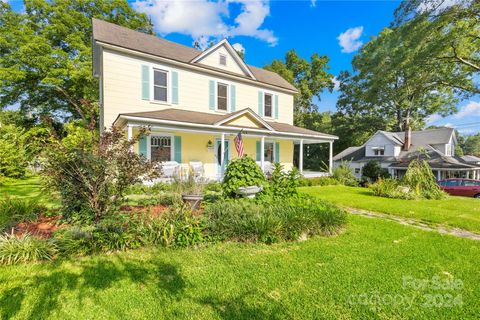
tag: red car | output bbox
[438,179,480,198]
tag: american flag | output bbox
[234,130,244,158]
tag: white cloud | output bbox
[132,0,277,49]
[454,101,480,119]
[232,42,245,54]
[310,0,316,7]
[337,26,364,53]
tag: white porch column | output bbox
[260,136,265,172]
[127,125,133,151]
[329,141,333,175]
[220,133,225,176]
[299,139,304,174]
[466,171,470,179]
[437,170,441,181]
[473,170,476,180]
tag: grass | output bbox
[300,185,480,234]
[0,176,58,207]
[0,215,479,319]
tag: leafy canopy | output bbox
[264,50,334,116]
[0,0,152,122]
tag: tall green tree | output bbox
[264,50,334,118]
[393,0,479,94]
[0,0,152,123]
[337,21,473,132]
[463,134,480,156]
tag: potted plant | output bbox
[173,174,206,210]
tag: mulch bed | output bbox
[120,204,169,218]
[13,216,63,239]
[11,203,200,239]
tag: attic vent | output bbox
[219,54,227,66]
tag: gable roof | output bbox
[334,127,457,162]
[114,108,338,140]
[190,39,256,79]
[92,18,297,92]
[213,108,274,131]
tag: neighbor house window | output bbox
[153,69,168,102]
[217,83,228,111]
[264,93,272,117]
[373,148,385,156]
[355,168,361,174]
[219,54,227,66]
[264,142,274,162]
[151,136,171,162]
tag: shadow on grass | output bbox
[0,254,186,319]
[199,290,287,320]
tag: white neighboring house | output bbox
[333,127,480,180]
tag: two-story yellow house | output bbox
[92,19,337,179]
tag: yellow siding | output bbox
[197,45,246,76]
[102,49,294,128]
[136,129,294,178]
[224,114,263,128]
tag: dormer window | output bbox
[372,147,385,156]
[219,54,227,66]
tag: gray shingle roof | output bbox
[92,18,297,92]
[332,127,478,170]
[115,108,337,139]
[461,155,480,163]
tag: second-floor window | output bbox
[373,148,385,156]
[153,68,168,102]
[264,93,272,117]
[217,83,228,111]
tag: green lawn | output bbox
[0,215,479,319]
[301,186,480,234]
[0,176,58,207]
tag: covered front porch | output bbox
[117,108,338,180]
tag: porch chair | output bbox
[161,161,180,178]
[189,161,205,179]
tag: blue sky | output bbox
[7,0,480,135]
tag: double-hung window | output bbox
[151,136,171,162]
[217,82,228,111]
[153,68,168,102]
[264,93,272,117]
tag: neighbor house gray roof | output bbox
[333,127,478,170]
[115,108,338,139]
[92,18,297,92]
[461,155,480,163]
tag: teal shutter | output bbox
[258,91,263,116]
[171,71,178,104]
[174,136,182,163]
[139,135,148,158]
[274,95,279,119]
[141,65,150,100]
[230,85,236,112]
[275,142,280,163]
[256,141,261,161]
[209,80,215,110]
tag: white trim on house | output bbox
[93,42,297,95]
[117,115,337,141]
[190,39,256,80]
